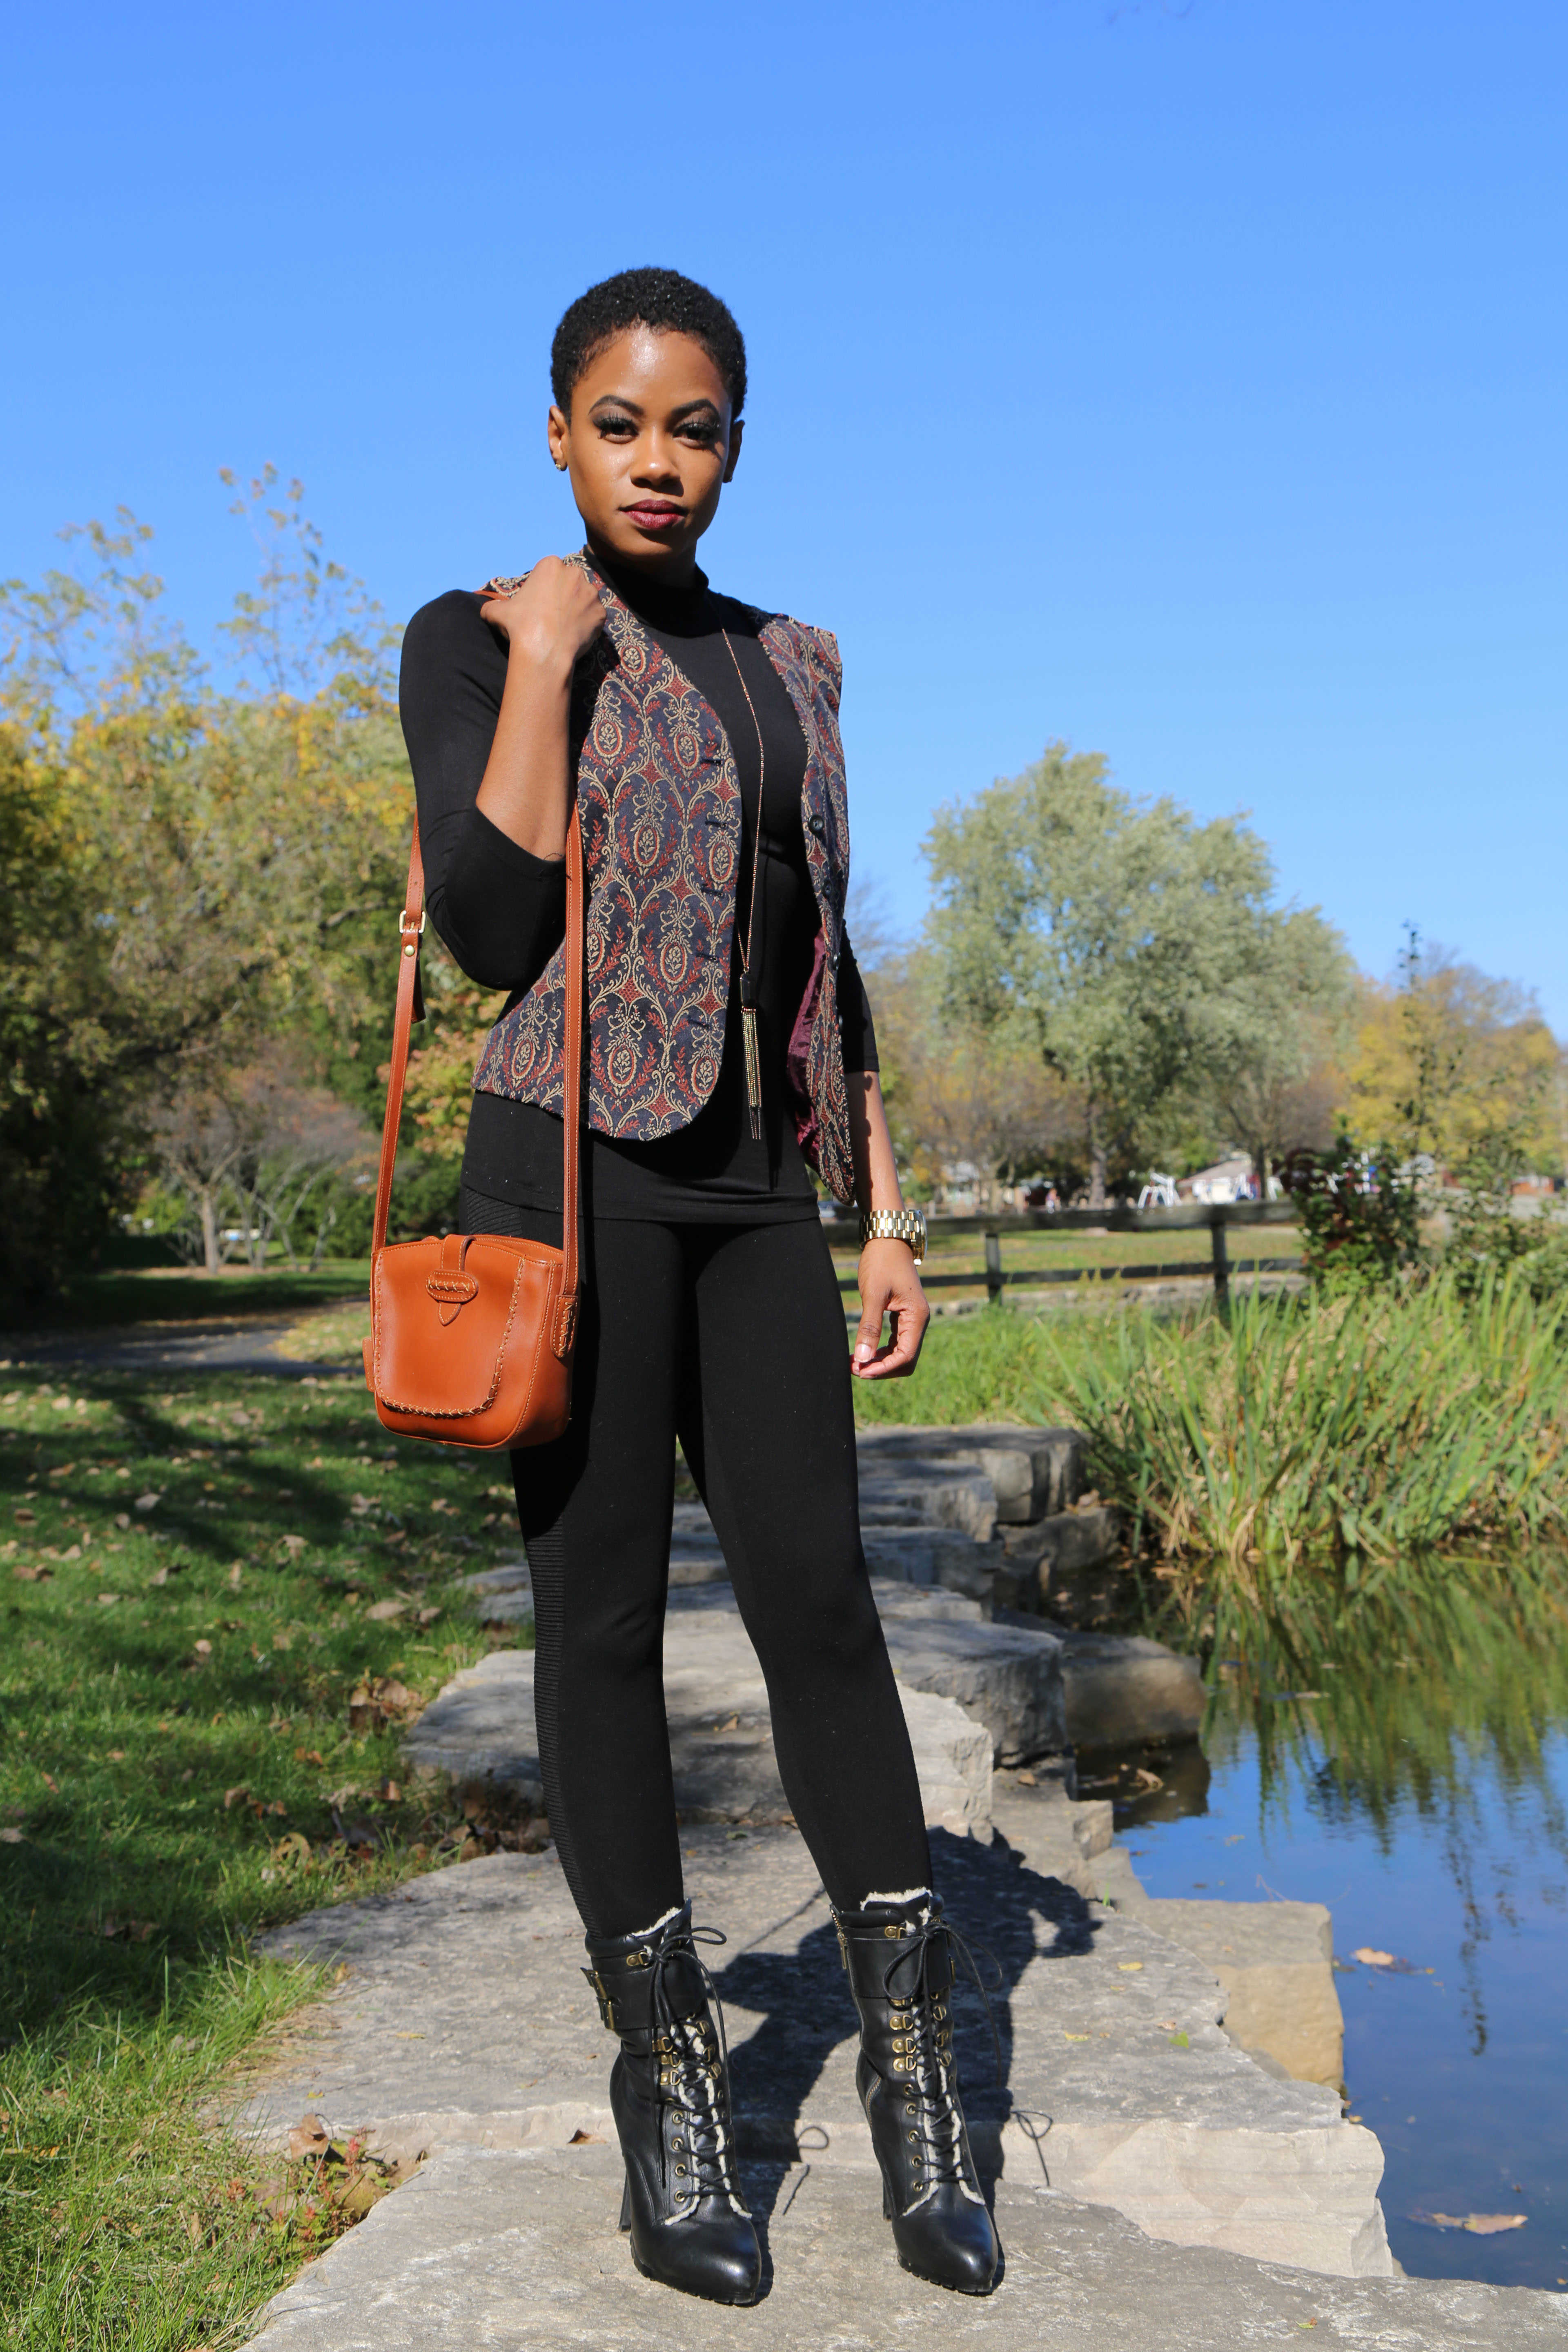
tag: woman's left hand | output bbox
[852,1241,930,1379]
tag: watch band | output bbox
[858,1207,927,1266]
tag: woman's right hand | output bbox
[481,556,605,679]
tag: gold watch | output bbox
[859,1206,927,1266]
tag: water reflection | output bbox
[1107,1549,1568,2293]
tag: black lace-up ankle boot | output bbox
[834,1891,1001,2294]
[582,1902,761,2307]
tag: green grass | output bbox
[0,1364,536,2348]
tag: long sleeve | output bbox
[837,931,880,1074]
[399,590,567,993]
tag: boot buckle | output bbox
[582,1967,618,2033]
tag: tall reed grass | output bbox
[856,1267,1568,1584]
[1055,1266,1568,1582]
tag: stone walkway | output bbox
[251,2149,1564,2350]
[241,1826,1568,2347]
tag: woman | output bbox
[400,267,999,2305]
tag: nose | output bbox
[632,430,684,490]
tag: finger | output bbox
[852,1297,886,1371]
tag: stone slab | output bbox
[244,1823,1394,2278]
[1123,1898,1345,2089]
[855,1423,1089,1520]
[402,1630,993,1835]
[1049,1626,1206,1749]
[1001,1505,1122,1580]
[249,2144,1568,2351]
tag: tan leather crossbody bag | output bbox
[361,808,583,1450]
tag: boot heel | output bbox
[619,2173,632,2232]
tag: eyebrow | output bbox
[588,394,722,420]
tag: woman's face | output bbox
[548,326,742,579]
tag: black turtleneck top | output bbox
[398,557,878,1221]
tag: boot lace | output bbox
[646,1916,748,2214]
[882,1913,1000,2205]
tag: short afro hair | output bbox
[550,267,747,419]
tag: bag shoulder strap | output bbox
[371,808,583,1319]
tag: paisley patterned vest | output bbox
[471,563,857,1201]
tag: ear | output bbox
[547,403,570,473]
[722,418,745,485]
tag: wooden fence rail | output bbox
[832,1199,1302,1312]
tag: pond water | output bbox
[1093,1552,1568,2294]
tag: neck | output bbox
[584,528,703,591]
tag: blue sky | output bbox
[5,2,1565,1018]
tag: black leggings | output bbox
[463,1194,931,1939]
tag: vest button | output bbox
[807,813,825,838]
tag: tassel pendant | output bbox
[741,1003,762,1140]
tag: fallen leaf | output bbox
[568,2128,606,2144]
[115,1513,131,1530]
[107,1750,125,1761]
[1412,2210,1527,2234]
[1015,1770,1037,1787]
[1118,1962,1145,1973]
[227,1565,243,1590]
[1062,2032,1090,2042]
[192,1638,212,1657]
[133,1493,160,1514]
[274,1832,312,1864]
[13,1508,35,1524]
[62,1545,82,1562]
[294,1747,325,1766]
[149,1565,169,1586]
[364,1599,405,1622]
[223,1786,251,1810]
[280,1535,307,1556]
[1352,1947,1416,1972]
[0,1827,24,1844]
[417,1606,442,1626]
[287,2114,332,2162]
[95,1590,116,1604]
[1168,2031,1190,2048]
[13,1565,50,1583]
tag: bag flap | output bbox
[371,1236,559,1420]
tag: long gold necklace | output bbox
[720,630,767,1141]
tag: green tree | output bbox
[926,745,1282,1205]
[0,493,412,1306]
[1200,904,1356,1191]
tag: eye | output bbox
[678,417,722,449]
[595,412,637,439]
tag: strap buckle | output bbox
[399,908,426,940]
